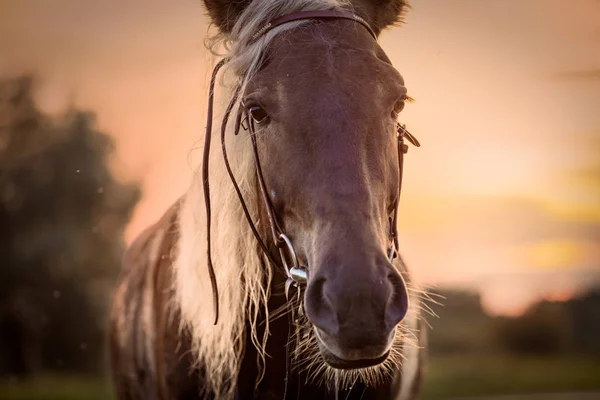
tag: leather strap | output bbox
[252,10,377,41]
[202,58,227,325]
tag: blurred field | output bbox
[0,374,112,400]
[420,355,600,399]
[1,356,599,400]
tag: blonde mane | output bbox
[173,1,424,398]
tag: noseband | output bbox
[202,10,420,325]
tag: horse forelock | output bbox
[206,0,352,88]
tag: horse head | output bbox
[201,0,416,384]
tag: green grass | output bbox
[421,355,600,399]
[1,356,599,399]
[0,375,113,400]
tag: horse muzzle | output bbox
[302,249,409,369]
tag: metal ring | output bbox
[278,233,299,278]
[388,247,395,262]
[388,241,397,263]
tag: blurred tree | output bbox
[426,289,495,355]
[493,301,572,356]
[428,287,600,357]
[565,289,600,355]
[0,75,140,377]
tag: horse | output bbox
[109,0,429,399]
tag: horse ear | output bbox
[354,0,410,35]
[202,0,253,34]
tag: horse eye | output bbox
[249,105,269,124]
[393,100,405,116]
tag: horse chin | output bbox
[314,329,392,370]
[320,347,391,370]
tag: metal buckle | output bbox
[241,114,249,131]
[397,123,421,147]
[388,244,397,263]
[279,233,307,300]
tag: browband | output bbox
[252,10,377,41]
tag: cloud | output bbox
[525,239,591,270]
[554,69,600,81]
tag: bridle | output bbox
[202,10,420,325]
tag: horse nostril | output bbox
[386,271,409,329]
[304,277,338,336]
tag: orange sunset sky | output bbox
[1,0,599,315]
